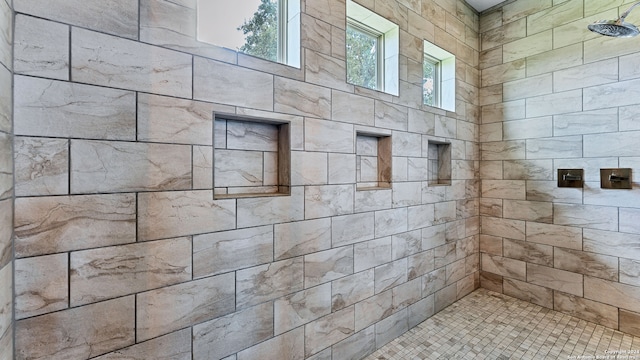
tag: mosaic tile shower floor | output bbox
[365,289,640,360]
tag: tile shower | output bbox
[0,0,638,360]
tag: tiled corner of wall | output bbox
[479,0,640,338]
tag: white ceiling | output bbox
[465,0,508,13]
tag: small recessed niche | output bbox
[427,140,451,186]
[356,132,391,190]
[213,114,290,198]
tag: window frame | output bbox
[423,40,456,112]
[346,18,385,91]
[423,54,441,108]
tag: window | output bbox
[346,0,399,95]
[197,0,300,67]
[423,40,456,112]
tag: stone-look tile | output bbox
[376,309,409,348]
[620,258,640,287]
[585,78,640,111]
[225,119,279,151]
[481,60,526,87]
[305,185,354,219]
[620,310,640,337]
[192,145,212,189]
[527,263,583,296]
[237,187,304,228]
[502,74,552,102]
[554,204,618,232]
[14,137,68,196]
[375,101,409,131]
[332,212,375,247]
[408,294,435,328]
[14,75,136,140]
[354,237,392,273]
[503,160,552,181]
[15,254,68,319]
[423,267,447,296]
[527,43,583,77]
[583,229,640,261]
[375,208,408,238]
[194,57,273,110]
[481,254,526,281]
[139,0,238,63]
[481,180,526,199]
[138,93,213,145]
[0,262,10,349]
[93,329,191,360]
[526,135,582,159]
[15,194,136,257]
[305,118,354,153]
[193,226,273,277]
[305,49,351,92]
[355,290,393,332]
[137,273,235,342]
[71,238,191,306]
[585,276,640,314]
[554,292,618,329]
[193,303,273,360]
[237,258,304,309]
[481,216,525,240]
[305,246,353,288]
[503,278,553,309]
[14,15,68,79]
[503,117,553,141]
[375,257,409,292]
[274,218,331,260]
[392,229,422,260]
[526,222,582,250]
[620,208,640,235]
[554,247,618,281]
[214,149,264,187]
[503,30,552,62]
[407,205,434,232]
[446,258,467,285]
[14,0,138,39]
[0,199,10,266]
[333,326,376,360]
[585,183,640,208]
[355,189,392,212]
[73,26,191,95]
[554,108,618,137]
[71,140,191,193]
[480,235,502,256]
[0,68,10,136]
[305,306,355,356]
[329,153,357,184]
[503,199,552,223]
[554,58,618,93]
[332,270,375,311]
[620,105,640,132]
[527,0,583,34]
[480,271,502,293]
[408,249,435,281]
[332,90,375,125]
[291,151,328,186]
[435,283,457,313]
[300,13,332,56]
[0,132,10,201]
[275,283,332,335]
[434,242,457,269]
[392,182,422,208]
[275,77,331,119]
[238,327,304,360]
[0,0,10,71]
[503,238,553,267]
[480,198,502,217]
[138,190,236,241]
[15,296,134,360]
[481,18,526,50]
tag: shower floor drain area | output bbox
[365,289,640,360]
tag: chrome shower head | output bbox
[588,1,640,38]
[588,20,640,38]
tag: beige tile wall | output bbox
[479,0,640,337]
[0,0,11,358]
[10,0,480,359]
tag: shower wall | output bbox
[0,0,12,359]
[479,0,640,336]
[11,0,480,358]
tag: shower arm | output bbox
[619,1,640,24]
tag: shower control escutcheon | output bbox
[558,169,583,188]
[600,168,632,189]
